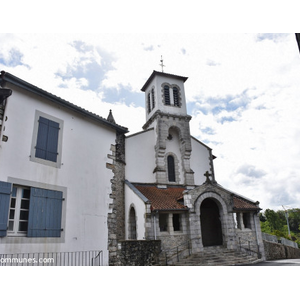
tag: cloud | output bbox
[236,164,267,179]
[55,40,116,91]
[143,45,154,51]
[1,33,300,211]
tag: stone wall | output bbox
[263,240,300,260]
[107,132,126,266]
[118,240,161,266]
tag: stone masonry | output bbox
[106,131,126,266]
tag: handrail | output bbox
[238,237,261,259]
[160,238,199,265]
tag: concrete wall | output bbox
[125,129,156,183]
[190,137,212,185]
[0,85,116,265]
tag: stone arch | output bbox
[128,205,137,240]
[200,198,223,246]
[194,192,229,248]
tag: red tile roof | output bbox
[133,184,187,211]
[233,196,260,211]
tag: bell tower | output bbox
[141,70,195,188]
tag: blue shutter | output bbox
[0,181,12,237]
[27,187,63,237]
[46,120,59,162]
[35,117,59,163]
[35,117,49,160]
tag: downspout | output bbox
[253,212,262,259]
[153,211,157,240]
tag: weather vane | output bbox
[159,55,165,72]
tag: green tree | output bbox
[264,209,284,232]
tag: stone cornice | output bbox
[143,110,192,130]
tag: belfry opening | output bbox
[200,199,223,247]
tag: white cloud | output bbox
[1,33,300,211]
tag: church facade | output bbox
[121,70,265,263]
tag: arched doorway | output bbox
[129,207,137,240]
[200,199,223,247]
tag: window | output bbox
[35,116,59,162]
[151,88,155,109]
[163,84,181,107]
[0,181,63,238]
[173,87,179,106]
[159,214,168,232]
[8,187,30,235]
[147,93,151,113]
[164,85,170,105]
[243,213,251,229]
[167,155,176,182]
[30,111,63,168]
[173,214,181,231]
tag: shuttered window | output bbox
[147,93,151,113]
[35,116,60,163]
[164,85,170,105]
[151,88,155,109]
[173,87,179,106]
[27,188,63,237]
[0,181,12,237]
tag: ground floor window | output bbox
[243,213,252,229]
[8,186,30,235]
[235,212,252,230]
[159,213,183,233]
[0,181,63,238]
[173,214,181,231]
[159,214,168,232]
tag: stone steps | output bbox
[169,246,259,266]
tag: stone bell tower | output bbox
[141,70,195,188]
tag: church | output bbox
[0,68,265,265]
[109,69,265,264]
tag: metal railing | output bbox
[160,238,198,265]
[0,250,103,266]
[238,237,261,259]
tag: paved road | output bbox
[243,258,300,266]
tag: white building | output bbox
[0,71,128,265]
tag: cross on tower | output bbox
[159,55,165,72]
[204,171,212,183]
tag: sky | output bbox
[1,33,300,212]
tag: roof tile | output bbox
[133,184,187,211]
[233,196,259,211]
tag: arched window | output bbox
[129,207,137,239]
[173,87,179,106]
[164,85,170,105]
[147,93,151,113]
[167,155,176,182]
[151,88,155,109]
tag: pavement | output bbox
[242,258,300,266]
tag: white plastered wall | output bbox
[0,85,116,265]
[124,183,147,240]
